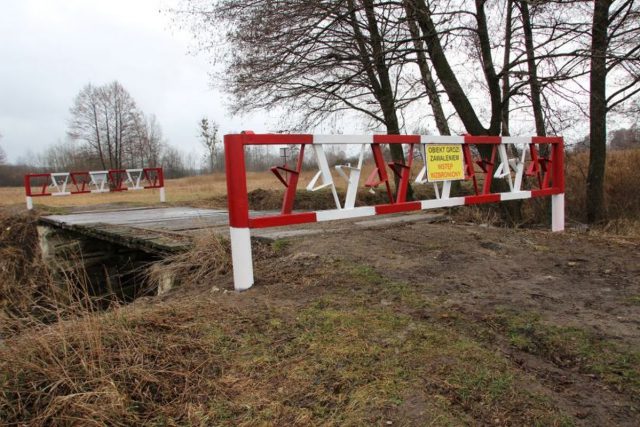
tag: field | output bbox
[1,150,639,425]
[2,172,292,210]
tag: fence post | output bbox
[552,194,564,232]
[158,168,166,203]
[551,138,565,232]
[225,134,253,291]
[24,175,33,210]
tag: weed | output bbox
[272,238,290,252]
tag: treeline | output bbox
[0,81,207,186]
[178,0,640,223]
[0,143,203,187]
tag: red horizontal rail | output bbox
[224,133,564,230]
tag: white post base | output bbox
[159,187,166,203]
[229,227,254,291]
[26,196,33,210]
[552,193,564,232]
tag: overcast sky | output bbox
[0,0,271,163]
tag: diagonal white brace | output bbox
[306,145,341,209]
[335,145,365,209]
[50,173,71,196]
[512,144,528,192]
[89,171,110,193]
[495,145,514,191]
[125,169,144,190]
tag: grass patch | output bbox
[272,238,290,252]
[627,295,640,306]
[0,261,573,425]
[493,309,640,398]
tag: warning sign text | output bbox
[426,145,464,182]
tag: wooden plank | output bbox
[40,207,231,254]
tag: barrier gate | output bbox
[225,132,564,291]
[24,167,165,210]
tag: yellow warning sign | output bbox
[426,144,464,182]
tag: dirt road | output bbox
[243,219,640,425]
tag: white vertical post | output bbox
[441,180,452,199]
[552,193,565,232]
[230,227,254,291]
[159,187,166,203]
[26,196,33,210]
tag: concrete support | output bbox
[36,225,54,261]
[26,196,33,210]
[157,271,176,295]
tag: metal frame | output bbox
[24,167,166,210]
[225,132,565,291]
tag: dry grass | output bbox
[2,211,572,425]
[0,253,574,426]
[0,212,113,336]
[0,171,335,210]
[450,148,640,232]
[565,148,640,223]
[147,231,232,290]
[0,162,428,211]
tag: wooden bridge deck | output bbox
[40,206,444,255]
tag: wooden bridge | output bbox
[37,206,442,296]
[40,206,444,256]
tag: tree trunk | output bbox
[474,0,502,135]
[410,0,487,135]
[587,0,612,223]
[92,103,106,170]
[501,0,513,136]
[354,0,413,199]
[104,110,114,169]
[403,1,450,136]
[520,1,546,137]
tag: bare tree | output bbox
[177,0,639,225]
[127,113,165,168]
[178,0,420,196]
[67,84,105,167]
[161,146,188,178]
[610,125,640,150]
[519,1,545,137]
[198,117,219,173]
[68,81,140,170]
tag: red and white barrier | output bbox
[225,132,565,291]
[24,167,165,210]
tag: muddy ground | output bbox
[215,218,640,425]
